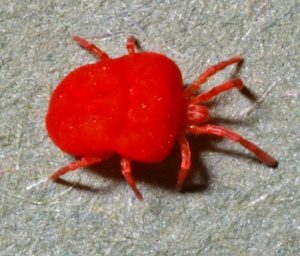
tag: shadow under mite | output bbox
[53,121,265,195]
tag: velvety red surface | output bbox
[46,52,183,162]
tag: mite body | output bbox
[46,36,278,200]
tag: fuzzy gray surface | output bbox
[0,1,299,255]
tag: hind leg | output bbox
[120,158,143,200]
[72,35,109,60]
[126,36,138,54]
[50,157,102,180]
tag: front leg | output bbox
[184,56,243,96]
[189,124,278,168]
[192,78,244,104]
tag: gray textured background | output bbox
[0,1,299,255]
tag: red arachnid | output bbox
[46,36,278,200]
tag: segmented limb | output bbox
[120,158,143,200]
[189,124,278,168]
[50,157,102,180]
[73,35,109,60]
[184,56,243,96]
[176,134,192,191]
[192,78,244,104]
[126,36,137,54]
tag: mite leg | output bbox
[126,36,138,54]
[120,158,143,200]
[72,35,109,60]
[184,56,243,96]
[50,157,102,180]
[192,78,244,104]
[176,134,192,191]
[189,124,278,168]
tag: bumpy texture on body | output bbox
[46,53,183,162]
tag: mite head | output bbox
[186,103,209,125]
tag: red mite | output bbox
[46,36,278,200]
